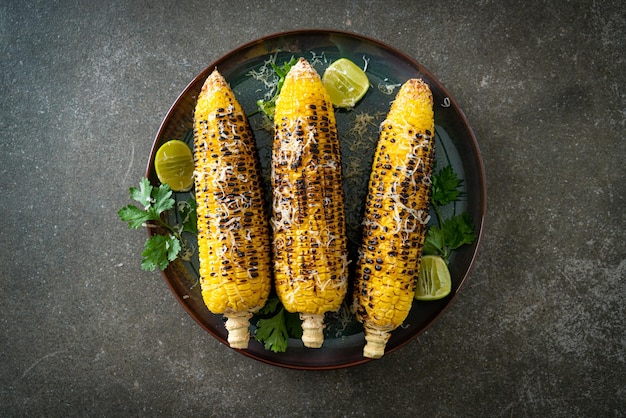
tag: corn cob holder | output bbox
[270,58,349,348]
[193,69,272,349]
[352,78,435,358]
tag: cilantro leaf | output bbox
[425,164,477,263]
[141,234,181,271]
[130,177,154,209]
[151,184,175,215]
[118,204,152,229]
[255,308,289,353]
[258,296,281,315]
[424,212,476,262]
[423,226,445,256]
[254,296,302,352]
[120,178,195,271]
[285,311,303,339]
[441,212,476,250]
[255,99,277,119]
[120,181,175,227]
[255,56,298,119]
[431,165,462,207]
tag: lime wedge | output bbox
[415,255,452,301]
[322,58,369,108]
[154,140,194,192]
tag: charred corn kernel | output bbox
[352,78,435,359]
[271,58,349,348]
[193,69,272,349]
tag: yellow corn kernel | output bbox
[352,78,435,358]
[193,69,272,349]
[271,58,349,348]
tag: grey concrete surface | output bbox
[2,1,624,416]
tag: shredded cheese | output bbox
[377,79,402,95]
[309,51,328,67]
[246,54,280,100]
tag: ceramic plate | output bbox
[146,30,486,370]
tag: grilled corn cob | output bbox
[271,58,349,348]
[352,78,435,359]
[193,69,272,349]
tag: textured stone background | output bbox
[2,1,624,416]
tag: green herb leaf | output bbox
[151,184,175,215]
[141,234,181,271]
[254,296,302,352]
[118,204,152,229]
[255,99,276,119]
[255,56,298,119]
[258,296,281,315]
[441,212,476,251]
[431,165,462,207]
[423,226,445,257]
[425,164,477,264]
[130,177,154,209]
[120,178,195,271]
[285,310,303,339]
[255,308,289,353]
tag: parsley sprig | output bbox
[253,56,298,119]
[254,296,302,353]
[423,165,476,262]
[118,178,197,271]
